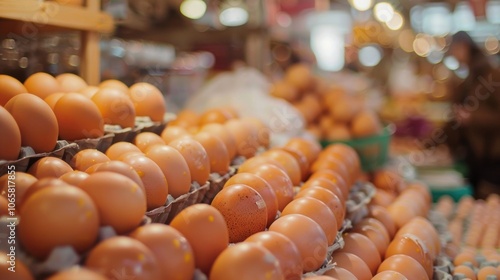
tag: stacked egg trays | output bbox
[430,196,500,280]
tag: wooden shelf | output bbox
[0,0,114,33]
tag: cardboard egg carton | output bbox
[200,168,237,205]
[345,181,376,225]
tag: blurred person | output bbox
[444,31,500,198]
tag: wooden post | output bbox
[81,0,101,85]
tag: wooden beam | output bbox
[80,0,101,85]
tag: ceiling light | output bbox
[180,0,207,20]
[219,6,249,27]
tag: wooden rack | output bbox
[0,0,114,85]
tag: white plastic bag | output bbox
[185,67,306,147]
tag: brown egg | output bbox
[295,186,344,230]
[373,170,403,194]
[211,184,267,242]
[85,160,146,195]
[99,79,129,94]
[70,149,110,171]
[285,137,322,166]
[453,265,477,280]
[371,189,397,207]
[0,74,27,106]
[310,157,351,186]
[280,147,310,181]
[330,96,360,123]
[170,204,229,275]
[387,203,418,230]
[168,137,210,185]
[377,254,429,280]
[330,252,373,280]
[91,87,136,128]
[160,125,190,145]
[78,172,146,234]
[309,169,349,202]
[270,80,300,102]
[129,224,195,280]
[477,266,500,280]
[224,172,278,226]
[120,154,168,210]
[0,196,8,217]
[240,117,271,148]
[282,197,338,245]
[245,231,303,279]
[46,266,107,280]
[285,63,313,91]
[453,251,479,267]
[372,271,409,280]
[53,93,104,140]
[396,217,441,260]
[105,141,142,160]
[352,222,390,259]
[368,205,398,238]
[355,218,391,243]
[169,109,200,129]
[19,185,99,260]
[269,214,328,272]
[18,178,70,211]
[0,106,21,160]
[0,251,34,280]
[85,236,161,280]
[326,123,352,141]
[385,234,434,279]
[28,157,73,179]
[300,177,345,207]
[322,143,360,182]
[351,110,382,138]
[145,145,191,198]
[339,232,381,275]
[194,132,230,175]
[134,132,165,152]
[224,119,260,158]
[261,148,302,186]
[59,170,90,186]
[238,156,286,174]
[4,93,59,153]
[129,82,166,122]
[0,172,37,210]
[246,164,294,211]
[198,108,233,126]
[323,267,358,280]
[79,86,99,99]
[55,73,87,93]
[209,242,283,280]
[200,123,238,160]
[43,92,65,110]
[23,72,60,99]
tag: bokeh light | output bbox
[180,0,207,20]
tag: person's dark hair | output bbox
[450,31,493,77]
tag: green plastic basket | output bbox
[320,126,392,172]
[430,185,473,202]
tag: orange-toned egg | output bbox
[280,147,310,181]
[169,109,200,129]
[4,93,59,153]
[301,177,345,207]
[200,123,238,161]
[46,266,107,280]
[193,132,230,175]
[0,172,37,211]
[240,116,271,148]
[209,242,283,280]
[282,197,338,245]
[245,163,294,211]
[0,106,21,160]
[85,160,146,195]
[134,132,165,152]
[261,148,302,186]
[120,154,168,210]
[387,203,418,230]
[368,205,398,238]
[285,63,313,91]
[19,178,70,211]
[211,184,267,242]
[145,145,191,198]
[372,270,409,280]
[224,173,278,226]
[19,185,99,260]
[0,196,8,217]
[99,79,129,94]
[168,137,210,185]
[351,110,382,138]
[0,74,27,106]
[323,143,360,180]
[245,231,303,279]
[269,214,328,272]
[129,224,195,280]
[28,157,73,179]
[224,118,260,158]
[85,236,161,280]
[352,221,390,259]
[371,189,397,207]
[323,267,358,280]
[53,93,104,140]
[453,265,477,280]
[330,251,373,280]
[70,149,110,171]
[373,169,403,194]
[44,92,65,110]
[0,251,34,280]
[105,141,142,160]
[238,156,286,174]
[79,86,99,99]
[129,82,166,122]
[58,170,89,186]
[23,72,60,99]
[91,87,135,128]
[477,266,500,280]
[55,73,87,93]
[160,125,190,144]
[396,217,441,260]
[170,204,229,275]
[198,108,233,126]
[78,172,146,234]
[377,254,429,280]
[453,251,479,267]
[385,234,434,279]
[309,169,349,201]
[295,186,344,230]
[339,232,381,275]
[310,157,350,186]
[285,137,322,167]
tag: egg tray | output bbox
[0,140,79,176]
[146,181,210,225]
[200,168,237,205]
[345,181,376,225]
[0,215,151,279]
